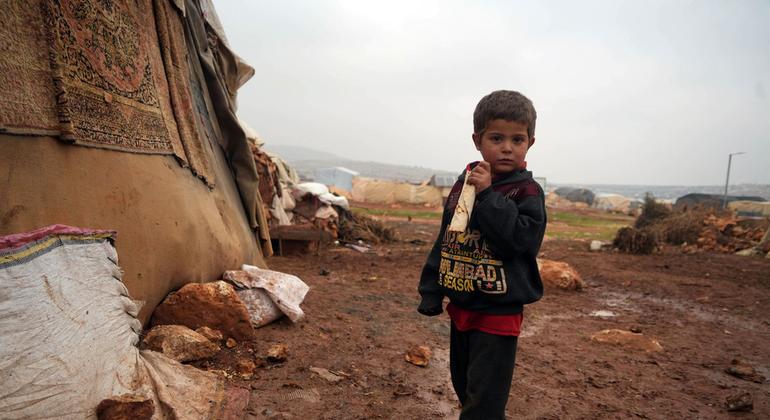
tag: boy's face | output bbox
[472,119,535,175]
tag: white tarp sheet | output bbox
[0,225,235,419]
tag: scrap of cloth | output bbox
[41,0,186,156]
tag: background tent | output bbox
[0,0,267,322]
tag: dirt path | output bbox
[232,219,769,419]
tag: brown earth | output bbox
[204,217,770,419]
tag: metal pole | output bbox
[722,152,745,209]
[722,154,732,209]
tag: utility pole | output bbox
[722,152,745,209]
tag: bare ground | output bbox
[217,218,770,419]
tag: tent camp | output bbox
[0,0,269,323]
[674,193,765,211]
[314,166,359,192]
[351,177,443,207]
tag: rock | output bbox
[236,358,257,379]
[725,358,766,383]
[629,326,642,334]
[195,326,224,343]
[151,281,255,342]
[405,345,432,367]
[589,240,604,251]
[590,329,663,352]
[266,343,289,363]
[309,367,343,383]
[96,395,154,420]
[735,248,762,257]
[725,392,753,412]
[225,338,237,348]
[142,325,219,362]
[222,385,251,419]
[537,259,585,291]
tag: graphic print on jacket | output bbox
[439,228,506,294]
[418,164,546,316]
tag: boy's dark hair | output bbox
[473,90,537,138]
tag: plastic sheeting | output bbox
[0,225,235,419]
[236,264,310,323]
[351,177,443,207]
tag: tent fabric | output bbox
[0,0,265,323]
[729,201,770,217]
[0,225,233,419]
[351,177,443,207]
[183,0,261,228]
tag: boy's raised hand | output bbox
[467,161,492,191]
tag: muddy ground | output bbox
[220,216,769,419]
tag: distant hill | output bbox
[264,144,458,184]
[264,144,342,162]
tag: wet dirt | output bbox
[212,218,770,419]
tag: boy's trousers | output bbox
[450,322,518,420]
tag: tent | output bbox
[314,167,360,192]
[351,177,443,207]
[0,0,269,323]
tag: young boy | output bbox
[418,90,546,419]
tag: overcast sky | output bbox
[218,0,769,186]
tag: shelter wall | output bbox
[0,135,264,323]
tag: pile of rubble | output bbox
[614,199,770,256]
[679,213,768,254]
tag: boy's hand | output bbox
[467,161,492,191]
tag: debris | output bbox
[267,343,289,363]
[345,243,370,253]
[589,240,606,251]
[224,270,284,328]
[537,259,585,291]
[195,326,224,343]
[142,325,220,363]
[613,227,657,254]
[226,338,237,348]
[151,281,255,342]
[337,207,398,244]
[590,329,663,352]
[590,310,616,318]
[725,358,766,383]
[96,395,154,420]
[405,345,432,367]
[228,265,310,323]
[236,358,257,379]
[309,367,344,383]
[725,392,753,412]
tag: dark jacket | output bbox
[418,165,546,316]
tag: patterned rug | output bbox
[0,3,60,135]
[42,0,185,155]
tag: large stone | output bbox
[96,395,154,420]
[151,281,255,341]
[725,358,766,383]
[591,329,663,353]
[538,259,585,291]
[405,345,432,367]
[143,325,220,362]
